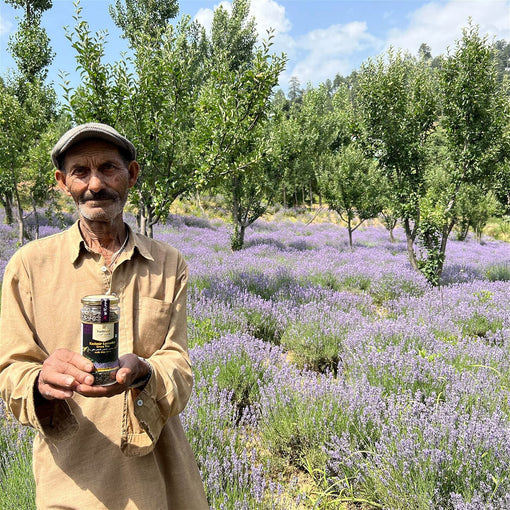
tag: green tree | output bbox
[1,0,57,242]
[288,76,303,104]
[297,85,333,208]
[493,157,510,214]
[418,43,433,62]
[0,81,57,243]
[210,0,257,71]
[356,48,438,277]
[4,0,52,18]
[200,0,286,250]
[116,17,208,236]
[377,167,400,242]
[494,39,510,84]
[270,83,354,214]
[454,186,502,242]
[492,100,510,213]
[109,0,178,45]
[266,91,302,208]
[276,90,313,208]
[62,10,116,125]
[0,85,27,236]
[64,0,284,240]
[430,22,509,278]
[8,17,53,85]
[64,2,207,235]
[292,84,350,209]
[318,143,382,247]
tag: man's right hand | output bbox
[37,348,95,401]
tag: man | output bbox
[0,123,209,509]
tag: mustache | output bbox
[80,190,120,202]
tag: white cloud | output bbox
[285,57,353,88]
[249,0,291,37]
[387,0,510,57]
[193,0,510,91]
[285,22,382,86]
[299,22,380,56]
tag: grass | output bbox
[0,409,35,510]
[484,262,510,282]
[483,216,510,242]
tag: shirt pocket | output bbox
[133,297,174,357]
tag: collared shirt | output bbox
[0,221,208,509]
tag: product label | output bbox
[93,323,115,341]
[81,322,119,364]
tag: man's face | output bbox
[55,139,139,223]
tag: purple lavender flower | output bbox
[2,214,510,508]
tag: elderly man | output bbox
[0,123,208,509]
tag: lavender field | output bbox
[1,210,510,509]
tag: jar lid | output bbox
[81,294,119,305]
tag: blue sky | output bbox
[1,0,509,94]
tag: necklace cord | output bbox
[109,230,129,269]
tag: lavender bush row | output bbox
[1,211,510,508]
[170,219,510,508]
[183,334,291,509]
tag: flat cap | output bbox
[51,122,136,168]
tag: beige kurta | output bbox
[0,221,209,509]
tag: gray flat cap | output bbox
[51,122,136,168]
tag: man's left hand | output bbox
[75,354,150,398]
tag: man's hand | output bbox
[36,351,150,401]
[74,353,150,398]
[37,348,95,401]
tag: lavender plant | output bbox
[183,334,289,509]
[0,401,35,509]
[1,213,510,509]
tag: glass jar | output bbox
[81,295,120,386]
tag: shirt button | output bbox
[136,399,143,407]
[101,266,107,272]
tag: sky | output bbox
[1,0,509,95]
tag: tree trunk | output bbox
[14,186,25,246]
[138,202,156,238]
[196,193,205,214]
[403,218,419,271]
[231,175,245,251]
[1,192,14,224]
[381,213,398,242]
[347,218,353,249]
[31,196,40,239]
[139,210,147,237]
[433,219,455,282]
[282,185,287,208]
[457,220,469,241]
[231,221,246,251]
